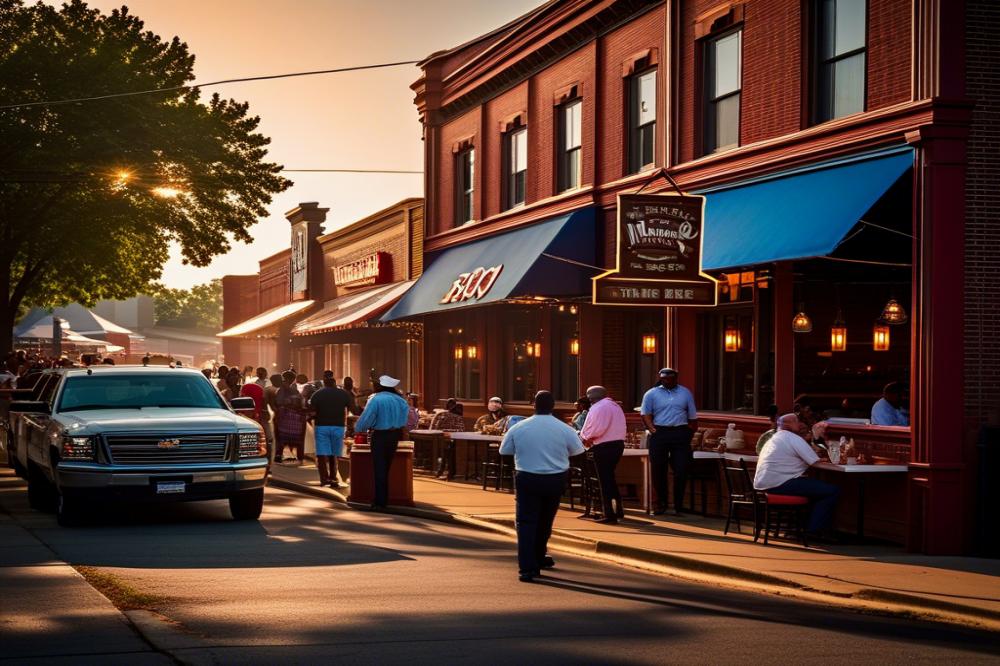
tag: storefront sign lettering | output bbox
[593,192,717,307]
[440,264,504,304]
[334,252,392,287]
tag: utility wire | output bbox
[0,60,421,111]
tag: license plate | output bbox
[156,481,186,494]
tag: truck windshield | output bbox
[58,374,228,412]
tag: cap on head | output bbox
[488,396,503,404]
[378,374,400,388]
[658,368,678,377]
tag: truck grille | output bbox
[106,434,229,465]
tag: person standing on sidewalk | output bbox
[640,368,698,516]
[354,375,410,510]
[276,371,307,465]
[309,375,351,488]
[500,391,585,582]
[579,385,627,524]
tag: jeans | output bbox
[768,476,841,532]
[371,429,402,507]
[649,426,693,511]
[590,440,624,519]
[514,471,566,575]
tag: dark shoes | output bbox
[540,556,555,569]
[654,505,668,515]
[595,516,619,525]
[519,572,538,583]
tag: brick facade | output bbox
[964,0,1000,424]
[866,0,912,110]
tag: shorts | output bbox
[314,425,346,457]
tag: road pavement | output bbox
[1,474,997,664]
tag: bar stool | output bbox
[566,454,586,509]
[580,452,605,519]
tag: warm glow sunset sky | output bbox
[81,0,543,289]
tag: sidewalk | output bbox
[270,462,1000,631]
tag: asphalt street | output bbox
[1,474,998,665]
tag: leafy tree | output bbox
[151,279,222,332]
[0,0,291,352]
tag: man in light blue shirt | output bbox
[354,375,410,509]
[871,382,909,427]
[640,368,699,516]
[500,391,585,582]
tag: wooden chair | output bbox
[721,458,758,536]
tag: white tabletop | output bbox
[813,461,908,473]
[448,431,503,442]
[408,429,444,436]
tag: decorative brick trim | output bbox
[694,2,745,40]
[622,47,659,77]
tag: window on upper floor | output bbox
[628,69,656,174]
[504,126,528,210]
[813,0,867,124]
[455,147,475,226]
[703,29,742,154]
[558,99,582,192]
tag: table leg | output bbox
[644,457,651,515]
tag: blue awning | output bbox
[698,147,914,270]
[382,208,597,320]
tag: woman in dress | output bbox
[275,371,307,464]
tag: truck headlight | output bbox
[61,436,95,461]
[238,431,267,458]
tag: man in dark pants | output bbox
[579,385,627,524]
[353,374,410,509]
[640,368,699,516]
[500,391,585,582]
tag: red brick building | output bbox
[383,0,997,554]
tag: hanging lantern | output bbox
[724,324,742,352]
[641,334,657,355]
[569,305,578,315]
[880,298,908,325]
[453,345,464,360]
[466,345,478,360]
[569,338,580,356]
[533,342,542,357]
[830,312,847,352]
[873,324,890,351]
[792,311,813,333]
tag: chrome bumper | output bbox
[56,459,268,489]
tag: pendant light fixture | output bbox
[641,334,657,355]
[569,338,580,356]
[724,319,742,352]
[830,310,847,352]
[880,298,908,325]
[792,302,813,333]
[872,323,890,351]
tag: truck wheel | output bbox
[229,488,264,521]
[27,465,56,513]
[56,490,82,527]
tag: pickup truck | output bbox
[11,365,269,526]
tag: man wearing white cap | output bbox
[354,374,410,509]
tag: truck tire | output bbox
[229,488,264,521]
[27,464,56,513]
[56,490,82,527]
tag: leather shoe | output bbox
[653,505,668,515]
[540,556,555,569]
[519,571,539,582]
[595,516,618,525]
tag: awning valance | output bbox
[381,207,597,321]
[216,300,314,338]
[292,281,416,336]
[697,147,914,270]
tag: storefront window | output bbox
[552,306,580,403]
[449,327,481,400]
[503,308,541,403]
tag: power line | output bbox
[0,60,421,111]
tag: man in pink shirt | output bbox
[579,385,627,524]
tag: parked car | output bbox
[11,365,268,526]
[4,369,64,479]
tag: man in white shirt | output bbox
[579,385,627,524]
[754,413,840,535]
[500,390,585,582]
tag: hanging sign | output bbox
[593,193,717,306]
[440,265,504,304]
[334,252,392,288]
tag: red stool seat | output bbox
[765,493,809,505]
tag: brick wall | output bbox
[435,108,480,235]
[965,0,1000,423]
[867,0,912,110]
[258,250,290,311]
[740,0,801,146]
[597,7,664,183]
[483,82,529,218]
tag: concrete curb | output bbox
[272,476,1000,631]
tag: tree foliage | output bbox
[0,0,291,351]
[151,279,222,332]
